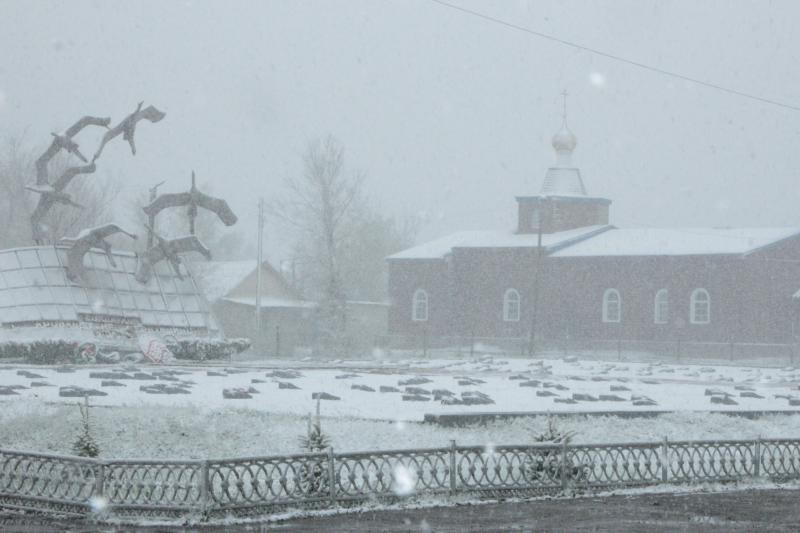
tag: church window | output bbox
[412,289,428,322]
[690,288,710,324]
[503,289,520,322]
[602,289,621,323]
[654,289,669,324]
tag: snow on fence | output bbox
[1,438,800,521]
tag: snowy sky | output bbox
[1,0,799,261]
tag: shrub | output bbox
[298,399,332,495]
[0,337,251,364]
[524,417,588,485]
[72,397,100,458]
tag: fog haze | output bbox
[1,0,798,260]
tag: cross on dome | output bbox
[552,89,577,164]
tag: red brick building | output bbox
[387,120,800,345]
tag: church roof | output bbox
[387,225,611,260]
[539,167,587,196]
[390,226,800,260]
[550,227,800,257]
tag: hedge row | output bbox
[167,338,251,361]
[0,337,251,364]
[0,340,80,364]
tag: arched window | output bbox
[412,289,428,322]
[654,289,669,324]
[503,289,520,322]
[690,288,710,324]
[602,289,621,323]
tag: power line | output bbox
[429,0,800,113]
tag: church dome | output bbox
[552,123,577,153]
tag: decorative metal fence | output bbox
[2,438,800,522]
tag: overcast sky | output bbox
[1,0,799,261]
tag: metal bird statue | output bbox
[145,180,166,249]
[93,102,166,161]
[142,171,238,236]
[28,162,97,244]
[65,224,138,282]
[135,227,211,284]
[35,116,110,186]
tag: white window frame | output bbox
[654,289,669,325]
[690,288,710,324]
[503,289,520,322]
[602,288,621,323]
[412,289,428,322]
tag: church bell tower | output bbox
[517,92,611,234]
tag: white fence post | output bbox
[661,437,669,483]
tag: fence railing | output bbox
[379,335,800,367]
[2,438,800,521]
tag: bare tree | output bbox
[0,136,120,248]
[273,136,421,352]
[0,137,35,248]
[272,136,363,353]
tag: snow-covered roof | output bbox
[221,296,317,309]
[189,261,257,301]
[388,225,612,260]
[551,227,800,257]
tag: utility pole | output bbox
[528,200,545,356]
[255,198,264,346]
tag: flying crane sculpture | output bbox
[93,102,166,161]
[28,162,96,244]
[29,104,165,245]
[65,224,138,282]
[142,171,238,236]
[35,115,110,187]
[135,227,211,284]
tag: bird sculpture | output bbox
[135,228,211,284]
[28,162,97,244]
[65,224,138,282]
[142,171,238,235]
[35,115,110,186]
[93,102,166,161]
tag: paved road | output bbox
[276,489,800,532]
[3,489,800,532]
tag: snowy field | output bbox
[2,356,800,419]
[3,355,800,458]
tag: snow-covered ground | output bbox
[3,355,800,458]
[3,403,799,459]
[2,356,800,420]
